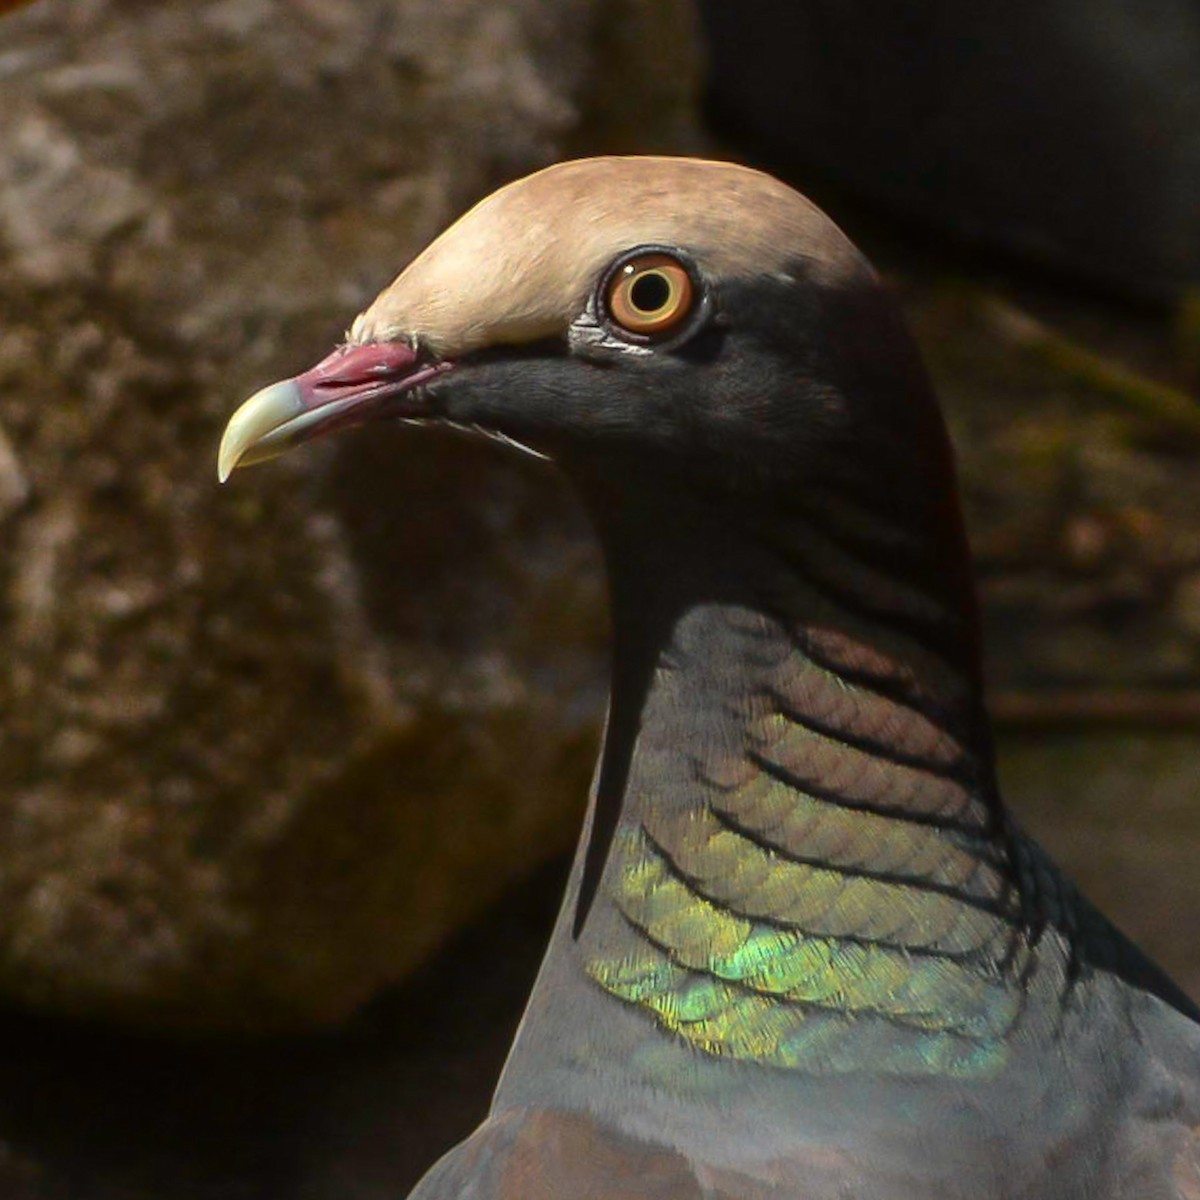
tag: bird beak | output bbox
[218,342,451,482]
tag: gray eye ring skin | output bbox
[594,244,713,352]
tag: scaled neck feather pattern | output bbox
[571,481,1048,1081]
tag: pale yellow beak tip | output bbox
[217,378,306,484]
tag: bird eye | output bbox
[605,253,695,337]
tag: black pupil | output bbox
[629,271,671,314]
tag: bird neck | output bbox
[545,484,1034,1079]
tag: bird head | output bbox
[220,156,970,612]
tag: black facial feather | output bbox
[427,251,992,934]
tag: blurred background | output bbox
[0,1,1197,1196]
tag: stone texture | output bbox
[0,0,700,1030]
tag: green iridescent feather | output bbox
[588,823,1024,1078]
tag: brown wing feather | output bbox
[1173,1122,1200,1199]
[408,1107,842,1200]
[410,1108,702,1199]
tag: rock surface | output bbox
[0,0,700,1030]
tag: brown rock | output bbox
[0,0,700,1029]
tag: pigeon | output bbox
[219,157,1200,1199]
